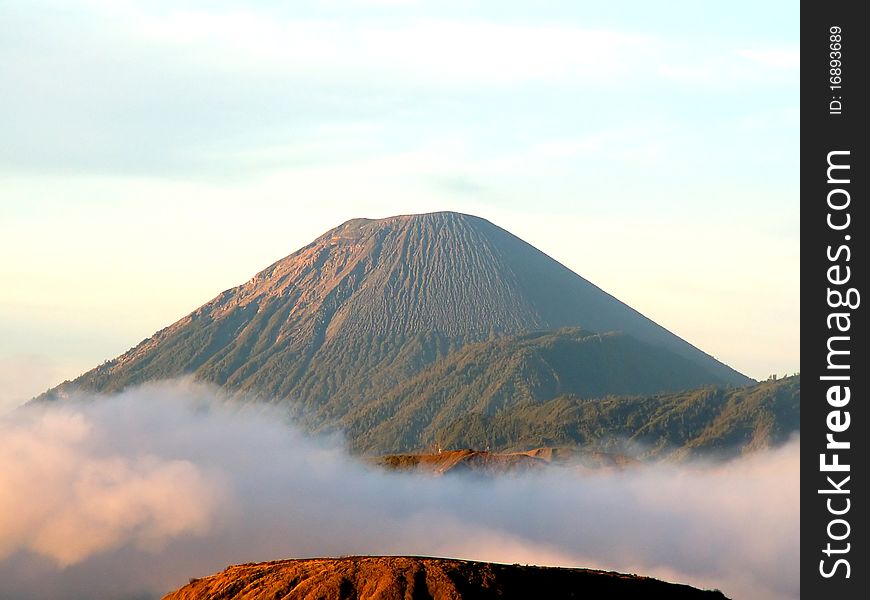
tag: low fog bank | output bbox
[0,381,799,600]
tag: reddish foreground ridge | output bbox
[163,556,728,600]
[373,448,640,476]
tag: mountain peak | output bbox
[237,210,543,341]
[316,211,489,245]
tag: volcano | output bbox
[39,212,751,451]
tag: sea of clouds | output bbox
[0,380,799,600]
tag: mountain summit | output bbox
[40,212,751,450]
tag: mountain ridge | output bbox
[431,374,800,460]
[343,327,743,453]
[163,556,729,600]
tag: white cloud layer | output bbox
[0,381,799,600]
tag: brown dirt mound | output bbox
[373,449,545,475]
[163,556,728,600]
[373,448,640,476]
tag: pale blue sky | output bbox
[0,0,799,411]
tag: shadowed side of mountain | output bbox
[163,556,729,600]
[432,375,800,460]
[466,215,750,385]
[344,328,735,454]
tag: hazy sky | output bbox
[0,0,799,410]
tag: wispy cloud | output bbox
[0,400,222,567]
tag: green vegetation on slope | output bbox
[429,375,800,460]
[345,328,736,454]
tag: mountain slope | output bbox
[163,556,728,600]
[432,375,800,459]
[38,212,752,449]
[344,328,736,453]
